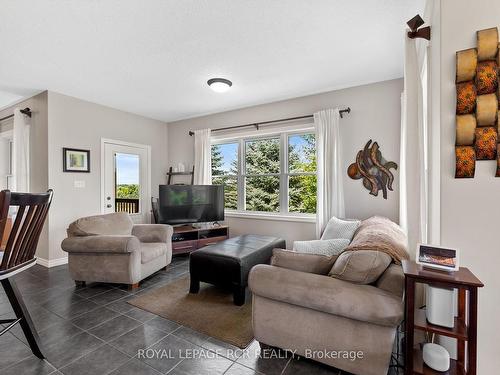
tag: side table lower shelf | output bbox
[413,348,464,375]
[414,309,468,340]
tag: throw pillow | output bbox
[293,238,350,256]
[329,250,392,284]
[321,216,360,241]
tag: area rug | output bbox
[127,276,253,348]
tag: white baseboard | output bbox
[36,256,68,268]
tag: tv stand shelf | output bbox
[171,225,229,255]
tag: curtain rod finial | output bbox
[406,14,431,40]
[20,107,32,118]
[339,107,351,118]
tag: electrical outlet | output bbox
[74,180,85,188]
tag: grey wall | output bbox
[0,92,50,259]
[167,79,403,246]
[440,1,499,372]
[47,92,169,261]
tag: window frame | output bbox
[211,141,239,211]
[285,132,317,214]
[211,126,317,219]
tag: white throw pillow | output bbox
[293,238,351,256]
[321,217,360,241]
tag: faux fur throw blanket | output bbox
[345,216,409,264]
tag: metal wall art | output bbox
[455,27,500,178]
[347,140,398,199]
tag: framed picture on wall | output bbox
[63,148,90,173]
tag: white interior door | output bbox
[102,140,150,223]
[0,120,14,190]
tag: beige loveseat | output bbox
[61,212,173,289]
[249,218,406,375]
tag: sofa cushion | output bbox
[271,248,338,275]
[293,238,350,256]
[68,213,133,237]
[321,217,360,241]
[376,264,405,298]
[346,216,409,264]
[249,264,404,327]
[329,250,392,284]
[140,243,167,264]
[62,235,140,254]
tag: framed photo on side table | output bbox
[416,244,459,272]
[63,148,90,173]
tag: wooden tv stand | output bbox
[171,224,229,255]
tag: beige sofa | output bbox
[249,220,406,375]
[61,212,173,289]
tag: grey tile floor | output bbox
[0,256,401,375]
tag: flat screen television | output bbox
[157,185,224,225]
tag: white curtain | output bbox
[193,128,212,185]
[314,108,345,239]
[400,33,428,256]
[12,108,30,193]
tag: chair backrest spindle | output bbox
[0,190,53,272]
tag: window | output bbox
[211,130,317,215]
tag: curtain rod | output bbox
[188,107,351,136]
[0,108,32,123]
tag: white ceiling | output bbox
[0,0,424,122]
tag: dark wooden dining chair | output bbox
[0,189,53,359]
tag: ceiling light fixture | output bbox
[207,78,232,93]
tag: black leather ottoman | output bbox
[189,234,286,305]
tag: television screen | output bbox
[157,185,224,225]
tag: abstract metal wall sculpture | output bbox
[348,140,398,199]
[455,27,500,178]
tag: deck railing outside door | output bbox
[115,198,139,214]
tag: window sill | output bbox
[224,210,316,223]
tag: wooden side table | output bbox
[402,260,484,375]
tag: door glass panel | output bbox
[115,153,140,214]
